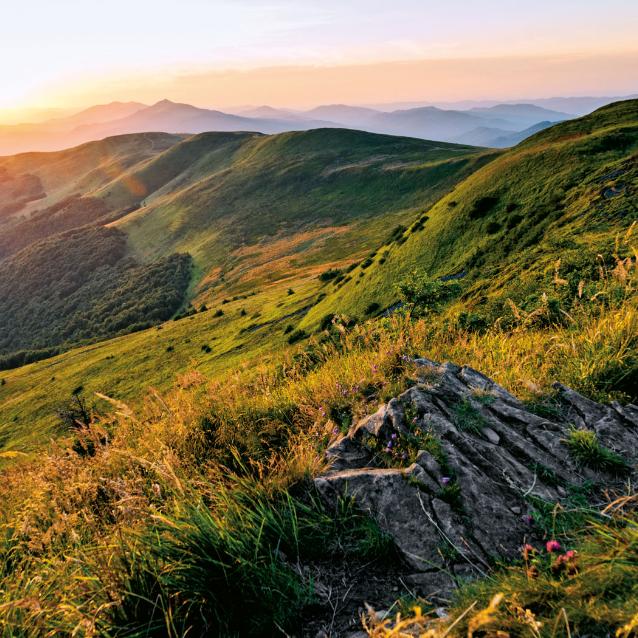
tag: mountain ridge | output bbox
[0,97,587,156]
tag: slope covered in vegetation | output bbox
[114,129,491,276]
[303,100,638,333]
[0,129,488,362]
[0,241,635,635]
[0,102,636,636]
[0,227,192,363]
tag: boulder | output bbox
[315,359,638,598]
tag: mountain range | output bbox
[0,96,602,156]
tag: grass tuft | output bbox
[565,429,631,475]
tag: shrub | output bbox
[287,329,308,345]
[365,302,381,316]
[458,311,488,333]
[396,271,461,315]
[385,225,407,244]
[318,269,342,282]
[469,195,499,219]
[319,314,336,331]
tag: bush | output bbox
[365,302,381,316]
[396,271,461,315]
[385,225,407,244]
[319,314,336,331]
[287,329,308,344]
[469,195,499,219]
[318,269,342,282]
[458,311,489,333]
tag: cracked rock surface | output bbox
[314,359,638,600]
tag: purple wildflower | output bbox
[440,476,451,485]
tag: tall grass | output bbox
[366,496,638,637]
[0,246,635,635]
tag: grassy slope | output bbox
[114,129,493,295]
[302,100,638,327]
[0,273,318,458]
[0,133,183,218]
[0,130,488,454]
[0,105,637,636]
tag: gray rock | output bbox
[317,360,637,594]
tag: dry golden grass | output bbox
[0,247,635,635]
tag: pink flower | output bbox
[546,540,561,553]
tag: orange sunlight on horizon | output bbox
[1,0,637,118]
[35,52,638,113]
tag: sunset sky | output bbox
[2,0,637,119]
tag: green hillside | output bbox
[0,129,488,452]
[2,105,637,456]
[0,129,487,360]
[301,100,638,329]
[0,132,182,219]
[114,129,493,297]
[0,103,637,637]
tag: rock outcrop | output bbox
[314,359,638,600]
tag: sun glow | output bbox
[1,0,637,117]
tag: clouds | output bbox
[1,0,637,111]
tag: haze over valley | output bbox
[3,94,638,155]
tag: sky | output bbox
[1,0,637,118]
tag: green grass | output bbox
[115,128,490,294]
[0,128,489,458]
[0,273,321,459]
[302,100,638,329]
[565,429,631,475]
[112,482,393,637]
[0,102,637,636]
[453,398,488,435]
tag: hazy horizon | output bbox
[1,0,637,122]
